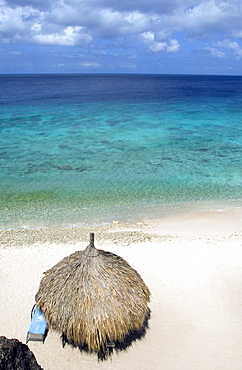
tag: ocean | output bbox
[0,74,242,229]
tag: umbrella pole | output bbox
[90,233,94,247]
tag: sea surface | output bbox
[0,74,242,229]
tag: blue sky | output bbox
[1,0,242,74]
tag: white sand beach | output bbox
[0,208,242,369]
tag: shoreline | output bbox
[1,207,242,369]
[1,198,242,232]
[1,206,242,247]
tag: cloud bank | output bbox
[1,0,242,73]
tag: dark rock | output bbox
[56,165,73,170]
[0,336,43,370]
[197,148,208,152]
[75,167,87,172]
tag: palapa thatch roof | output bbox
[35,233,150,360]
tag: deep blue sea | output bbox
[0,74,242,229]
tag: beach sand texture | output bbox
[0,209,242,369]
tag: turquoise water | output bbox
[0,74,242,229]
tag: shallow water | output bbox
[0,74,242,229]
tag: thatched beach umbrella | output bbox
[35,233,150,360]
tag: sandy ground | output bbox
[0,208,242,370]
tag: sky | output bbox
[1,0,242,74]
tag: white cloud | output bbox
[79,61,101,68]
[142,31,180,53]
[0,2,42,43]
[215,39,239,51]
[170,1,226,36]
[235,49,242,60]
[204,45,225,58]
[214,39,242,60]
[157,29,171,40]
[123,11,150,33]
[0,5,31,33]
[167,39,180,52]
[149,41,167,52]
[33,26,92,46]
[169,0,242,39]
[232,30,242,39]
[142,31,155,42]
[1,0,242,64]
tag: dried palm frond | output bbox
[35,233,150,360]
